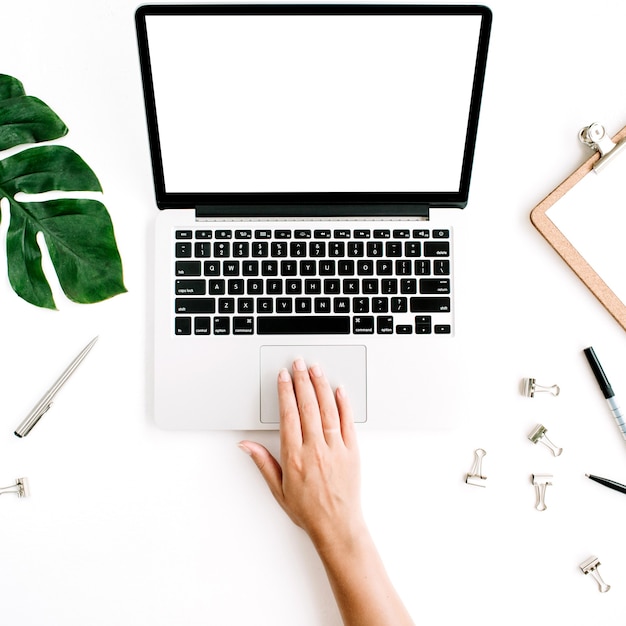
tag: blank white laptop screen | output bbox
[145,13,482,195]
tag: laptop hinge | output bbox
[194,204,431,219]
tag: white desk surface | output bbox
[1,1,626,624]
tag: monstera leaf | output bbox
[0,74,126,309]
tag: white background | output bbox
[1,1,626,625]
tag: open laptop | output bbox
[136,4,491,430]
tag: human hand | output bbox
[239,358,363,549]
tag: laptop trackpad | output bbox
[260,345,367,424]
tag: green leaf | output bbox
[7,198,126,306]
[0,75,68,151]
[0,74,126,309]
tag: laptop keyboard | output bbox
[173,226,453,336]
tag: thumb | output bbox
[238,441,284,504]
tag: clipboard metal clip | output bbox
[579,122,626,173]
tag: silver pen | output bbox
[14,336,99,437]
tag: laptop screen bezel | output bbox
[136,4,492,215]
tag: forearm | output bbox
[313,521,415,626]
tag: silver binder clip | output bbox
[522,378,560,398]
[0,477,30,499]
[465,448,487,487]
[531,474,552,511]
[579,122,626,173]
[579,556,610,593]
[528,424,563,457]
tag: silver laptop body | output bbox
[136,4,491,429]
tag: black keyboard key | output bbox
[338,260,355,275]
[223,261,240,276]
[175,298,216,314]
[333,229,351,239]
[262,261,278,276]
[424,241,450,257]
[435,324,452,334]
[195,230,212,239]
[377,316,394,334]
[218,298,235,313]
[329,242,345,257]
[208,279,226,295]
[204,261,220,276]
[213,317,230,335]
[354,229,370,239]
[242,261,259,276]
[295,229,311,239]
[255,229,272,239]
[405,242,421,257]
[314,298,331,313]
[252,242,268,257]
[175,230,192,239]
[175,317,192,335]
[214,242,230,257]
[373,229,390,239]
[257,316,350,334]
[235,230,252,239]
[194,317,211,335]
[353,316,375,334]
[233,242,249,257]
[314,229,331,239]
[420,279,451,294]
[215,229,232,239]
[410,297,451,313]
[295,297,312,313]
[175,280,206,295]
[393,229,410,239]
[176,261,201,276]
[258,298,273,313]
[434,260,450,275]
[415,315,432,334]
[413,229,430,239]
[432,229,450,238]
[277,298,293,313]
[334,298,350,313]
[396,324,413,334]
[233,317,254,334]
[195,242,211,257]
[415,260,431,275]
[175,242,192,258]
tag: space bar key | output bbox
[257,316,351,334]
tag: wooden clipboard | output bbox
[530,123,626,332]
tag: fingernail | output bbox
[293,358,306,372]
[310,363,323,378]
[238,442,252,456]
[337,385,347,399]
[278,368,291,382]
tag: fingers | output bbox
[277,367,303,448]
[335,385,357,449]
[309,363,342,442]
[238,440,285,506]
[282,358,347,445]
[290,358,324,441]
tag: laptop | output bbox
[135,4,491,430]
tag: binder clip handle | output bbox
[522,378,560,398]
[0,477,29,499]
[528,424,563,457]
[579,556,610,593]
[465,448,487,487]
[532,474,552,511]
